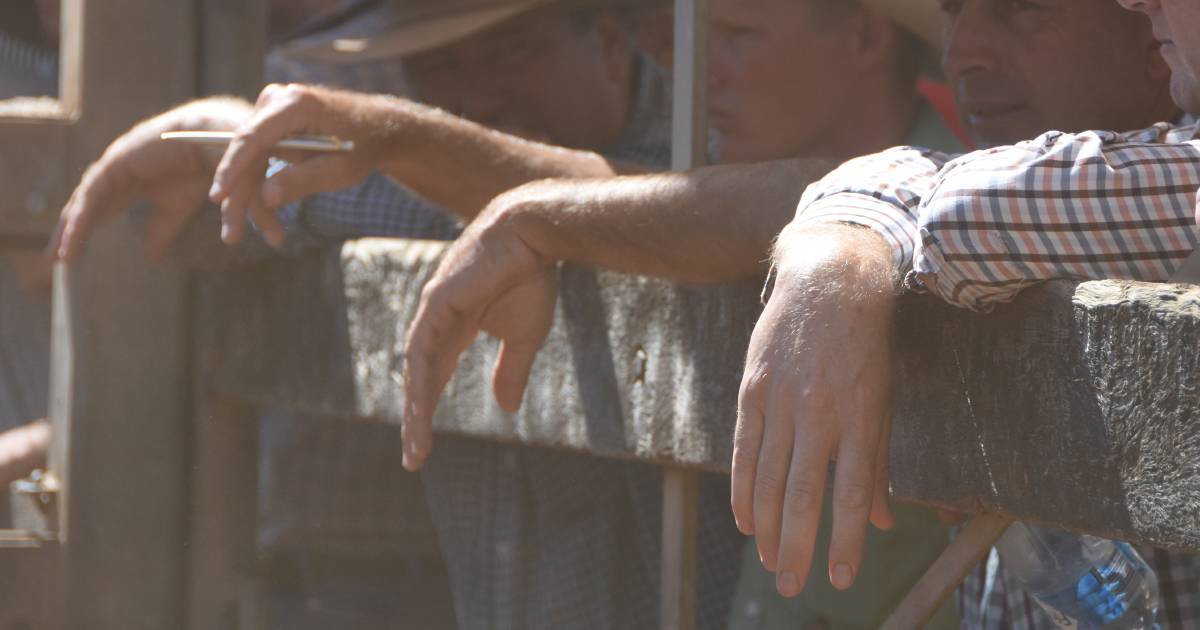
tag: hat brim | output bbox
[282,0,554,63]
[861,0,943,50]
[286,0,945,66]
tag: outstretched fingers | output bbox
[731,401,765,535]
[260,156,349,211]
[53,165,138,263]
[492,339,540,414]
[772,413,833,598]
[402,284,478,471]
[825,416,884,592]
[751,392,796,574]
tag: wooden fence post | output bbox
[661,1,709,629]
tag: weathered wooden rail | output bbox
[202,239,1200,552]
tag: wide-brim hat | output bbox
[284,0,943,65]
[861,0,942,50]
[282,0,595,63]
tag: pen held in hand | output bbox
[160,131,355,153]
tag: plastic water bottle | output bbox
[996,522,1160,629]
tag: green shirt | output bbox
[726,99,965,630]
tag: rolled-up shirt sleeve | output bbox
[914,123,1200,311]
[794,147,953,275]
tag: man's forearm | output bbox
[487,158,834,283]
[374,97,627,219]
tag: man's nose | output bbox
[941,1,1004,80]
[707,40,734,92]
[1114,0,1158,15]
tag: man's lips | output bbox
[961,102,1028,123]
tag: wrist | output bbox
[477,187,567,266]
[369,95,438,175]
[771,225,899,307]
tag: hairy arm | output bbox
[373,98,635,215]
[398,158,832,469]
[53,96,254,262]
[207,85,645,245]
[488,157,834,283]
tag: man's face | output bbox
[709,0,859,163]
[941,0,1175,148]
[1119,0,1200,114]
[403,8,630,151]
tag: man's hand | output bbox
[401,197,557,470]
[0,420,49,488]
[208,84,411,248]
[733,224,898,598]
[52,98,252,263]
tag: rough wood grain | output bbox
[206,239,1200,550]
[48,2,199,628]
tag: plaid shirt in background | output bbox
[795,117,1200,628]
[265,55,744,629]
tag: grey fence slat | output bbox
[206,240,1200,551]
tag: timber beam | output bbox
[202,239,1200,551]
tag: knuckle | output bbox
[738,367,770,404]
[783,477,822,517]
[799,385,835,414]
[834,480,873,512]
[731,444,756,471]
[419,278,448,305]
[260,83,284,101]
[281,83,315,109]
[753,468,786,499]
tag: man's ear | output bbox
[594,13,634,84]
[848,6,900,72]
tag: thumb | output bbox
[260,156,360,210]
[869,412,895,531]
[492,340,540,413]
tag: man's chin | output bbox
[966,110,1042,148]
[1169,76,1200,115]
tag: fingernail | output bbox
[831,563,855,590]
[208,182,223,201]
[220,223,231,243]
[776,572,800,598]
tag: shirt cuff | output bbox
[795,192,918,276]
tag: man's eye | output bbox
[939,0,964,16]
[714,27,757,50]
[1006,0,1047,11]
